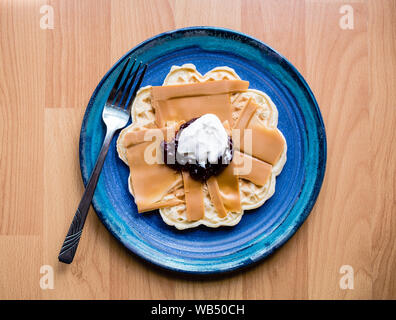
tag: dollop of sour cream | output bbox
[177,114,229,167]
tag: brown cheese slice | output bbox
[214,162,242,213]
[151,80,249,100]
[206,177,227,218]
[233,150,272,186]
[136,195,184,212]
[124,128,167,148]
[233,98,257,129]
[207,150,273,217]
[182,171,205,221]
[222,120,231,135]
[233,98,285,165]
[125,129,184,213]
[124,122,183,148]
[151,80,249,127]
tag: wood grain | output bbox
[175,0,241,29]
[0,0,46,235]
[0,236,42,299]
[305,0,371,299]
[367,0,396,299]
[0,0,395,299]
[43,109,110,299]
[110,0,175,62]
[241,0,306,73]
[45,0,111,109]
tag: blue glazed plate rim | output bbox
[79,26,327,274]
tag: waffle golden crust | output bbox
[117,64,287,230]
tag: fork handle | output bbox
[58,128,115,264]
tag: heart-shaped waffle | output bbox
[117,64,287,230]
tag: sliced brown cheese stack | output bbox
[149,80,249,220]
[206,97,283,217]
[233,98,285,165]
[124,127,184,213]
[151,80,249,127]
[206,152,273,217]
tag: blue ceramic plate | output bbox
[79,27,326,274]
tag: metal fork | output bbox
[58,58,147,264]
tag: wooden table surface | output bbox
[0,0,395,300]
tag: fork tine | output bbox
[125,64,148,112]
[118,62,142,108]
[108,57,131,102]
[113,59,136,106]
